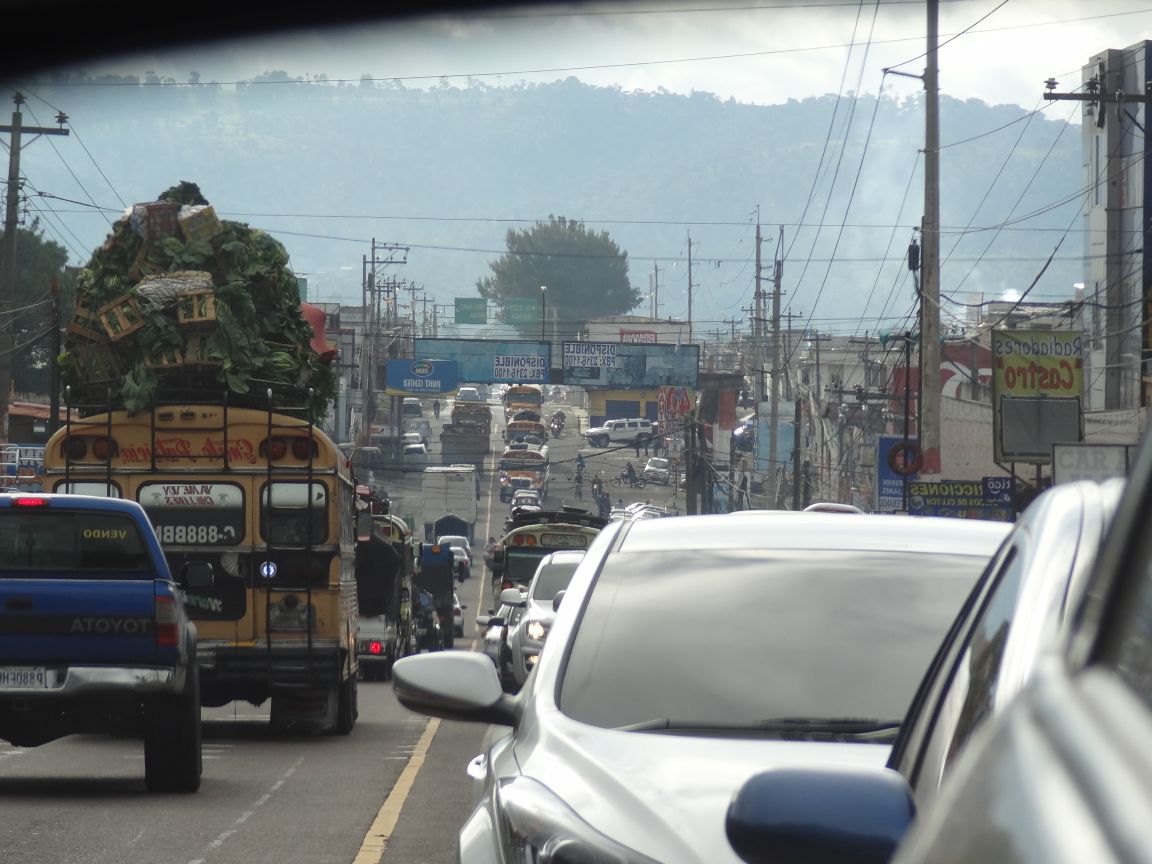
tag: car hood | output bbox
[514,708,891,864]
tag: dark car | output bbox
[726,478,1125,864]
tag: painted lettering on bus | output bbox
[118,437,259,465]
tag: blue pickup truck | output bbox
[0,493,207,793]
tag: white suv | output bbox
[583,418,653,448]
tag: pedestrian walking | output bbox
[642,434,650,456]
[633,435,642,458]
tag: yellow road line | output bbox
[353,717,441,864]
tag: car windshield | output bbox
[530,559,582,602]
[559,549,989,733]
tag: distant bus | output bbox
[503,384,543,421]
[491,508,608,592]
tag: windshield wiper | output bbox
[616,717,901,738]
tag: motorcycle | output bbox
[609,471,646,489]
[549,417,563,438]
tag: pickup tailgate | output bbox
[0,578,160,665]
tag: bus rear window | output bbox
[262,482,329,546]
[0,511,153,574]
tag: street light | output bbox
[539,285,547,342]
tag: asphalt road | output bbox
[0,394,681,864]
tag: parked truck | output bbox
[0,493,206,792]
[451,401,493,434]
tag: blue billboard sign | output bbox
[413,338,550,384]
[561,342,699,388]
[876,434,919,512]
[384,359,459,396]
[906,478,1014,521]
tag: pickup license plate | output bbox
[0,667,51,689]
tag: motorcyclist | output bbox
[432,399,441,418]
[576,452,586,472]
[624,461,637,482]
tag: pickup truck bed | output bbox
[0,493,204,793]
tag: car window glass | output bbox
[531,560,582,601]
[911,546,1024,797]
[943,546,1025,758]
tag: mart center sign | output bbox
[992,331,1083,397]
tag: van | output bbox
[401,398,424,418]
[456,387,481,403]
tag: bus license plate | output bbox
[0,667,50,689]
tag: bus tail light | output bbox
[155,593,180,647]
[64,437,88,460]
[261,437,288,460]
[291,438,316,460]
[91,437,118,460]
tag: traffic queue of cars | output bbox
[395,462,1152,864]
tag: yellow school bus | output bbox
[42,401,359,734]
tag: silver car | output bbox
[393,511,1010,864]
[501,549,586,689]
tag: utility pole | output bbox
[920,0,942,474]
[655,262,660,319]
[685,410,697,515]
[49,276,61,433]
[686,231,694,345]
[791,397,803,511]
[753,221,764,401]
[767,226,783,508]
[0,93,69,440]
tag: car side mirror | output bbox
[726,766,914,864]
[475,615,490,627]
[500,587,526,607]
[486,617,506,628]
[182,560,214,588]
[552,590,566,612]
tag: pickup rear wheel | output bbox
[144,663,202,793]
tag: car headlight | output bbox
[497,776,659,864]
[526,620,549,642]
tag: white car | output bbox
[400,442,428,471]
[501,550,585,689]
[456,387,481,402]
[643,457,670,484]
[394,512,1012,864]
[437,534,473,564]
[583,418,653,448]
[452,593,465,638]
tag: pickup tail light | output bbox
[155,593,180,647]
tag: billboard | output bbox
[413,338,550,384]
[1052,443,1138,484]
[561,341,699,388]
[992,329,1084,464]
[875,435,919,512]
[906,478,1014,521]
[454,298,487,325]
[384,359,459,396]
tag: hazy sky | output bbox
[91,0,1152,110]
